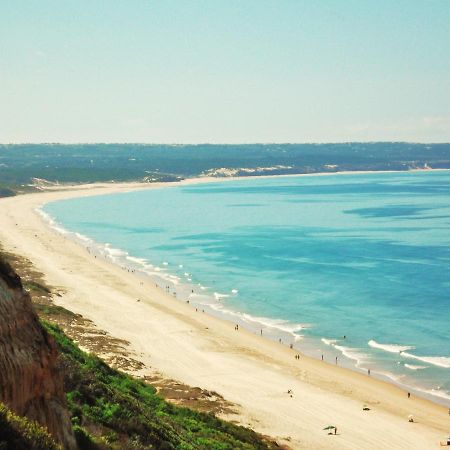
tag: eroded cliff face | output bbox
[0,257,76,449]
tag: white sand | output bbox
[0,179,449,449]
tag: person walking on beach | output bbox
[335,356,338,365]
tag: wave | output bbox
[320,337,369,368]
[38,207,187,289]
[240,315,305,335]
[213,292,230,300]
[36,208,70,235]
[231,289,239,294]
[334,345,370,368]
[401,352,450,369]
[404,364,428,371]
[206,302,305,339]
[412,385,450,402]
[103,244,128,260]
[321,338,337,346]
[126,255,149,266]
[368,340,415,354]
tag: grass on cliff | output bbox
[42,321,276,450]
[0,402,60,450]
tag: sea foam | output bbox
[368,340,415,354]
[401,353,450,369]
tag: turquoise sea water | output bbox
[43,171,450,405]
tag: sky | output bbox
[1,0,449,144]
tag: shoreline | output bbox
[38,168,450,408]
[31,167,450,192]
[1,173,450,448]
[34,203,450,409]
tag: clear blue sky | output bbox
[1,0,449,143]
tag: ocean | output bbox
[42,171,450,405]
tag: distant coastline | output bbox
[26,166,450,194]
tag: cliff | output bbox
[0,257,76,449]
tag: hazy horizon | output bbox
[1,1,449,143]
[2,140,450,146]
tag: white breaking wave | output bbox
[334,345,369,368]
[231,289,239,294]
[241,314,305,334]
[36,208,70,235]
[206,303,305,339]
[413,385,450,402]
[126,256,149,266]
[368,340,415,354]
[75,232,93,244]
[401,352,450,369]
[321,338,337,346]
[213,292,230,300]
[404,364,428,371]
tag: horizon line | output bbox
[1,140,449,146]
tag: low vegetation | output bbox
[43,321,275,450]
[0,403,61,450]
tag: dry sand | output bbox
[1,178,449,449]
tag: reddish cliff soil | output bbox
[0,257,76,449]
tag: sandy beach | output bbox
[1,178,449,449]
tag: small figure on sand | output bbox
[321,354,324,361]
[235,324,239,331]
[368,368,371,376]
[407,392,411,399]
[260,329,263,336]
[335,356,338,364]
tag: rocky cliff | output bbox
[0,257,76,449]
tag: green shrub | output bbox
[0,403,61,450]
[42,321,275,449]
[72,425,99,450]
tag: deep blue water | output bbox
[43,171,450,405]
